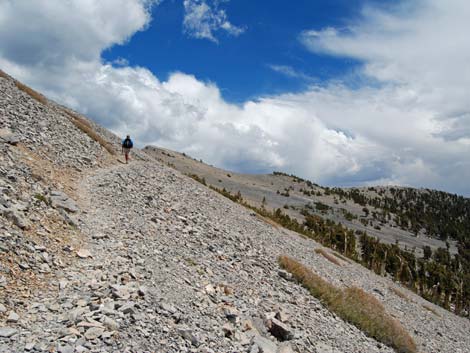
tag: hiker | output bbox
[122,135,133,164]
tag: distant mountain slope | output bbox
[144,145,470,317]
[143,146,456,255]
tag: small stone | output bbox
[48,303,60,312]
[92,233,108,239]
[76,249,92,258]
[2,208,30,230]
[18,262,30,270]
[102,316,119,330]
[101,301,117,314]
[252,317,268,335]
[0,327,18,338]
[242,320,255,332]
[251,335,277,353]
[58,345,74,353]
[63,245,74,252]
[223,285,234,295]
[68,327,80,336]
[264,312,276,322]
[77,320,104,328]
[373,288,385,297]
[0,304,6,313]
[138,286,147,297]
[118,302,135,314]
[76,299,88,307]
[34,342,49,351]
[234,331,251,345]
[7,311,20,323]
[224,306,240,323]
[101,331,114,339]
[275,310,290,323]
[278,270,293,281]
[40,252,49,262]
[160,302,177,314]
[89,302,100,311]
[0,130,20,145]
[177,327,200,347]
[222,323,235,337]
[40,263,51,272]
[205,284,215,294]
[24,342,35,351]
[84,327,104,340]
[112,286,130,300]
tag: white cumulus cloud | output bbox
[297,0,470,192]
[1,0,470,194]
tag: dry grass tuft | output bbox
[314,248,343,266]
[422,304,441,317]
[14,81,48,105]
[0,70,48,105]
[62,109,116,155]
[332,251,351,263]
[389,286,410,302]
[278,255,417,353]
[255,213,281,229]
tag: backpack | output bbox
[123,138,133,149]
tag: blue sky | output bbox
[1,0,470,195]
[102,0,372,102]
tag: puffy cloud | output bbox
[300,0,470,119]
[0,0,154,67]
[183,0,244,42]
[1,0,470,194]
[297,0,470,193]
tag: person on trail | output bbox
[122,135,133,164]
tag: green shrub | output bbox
[34,193,49,205]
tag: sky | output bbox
[1,0,470,195]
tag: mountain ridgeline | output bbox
[145,147,470,318]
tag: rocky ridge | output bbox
[1,71,469,352]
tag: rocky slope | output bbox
[143,147,456,257]
[1,71,470,352]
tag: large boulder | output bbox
[267,318,294,341]
[50,190,79,213]
[0,128,20,145]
